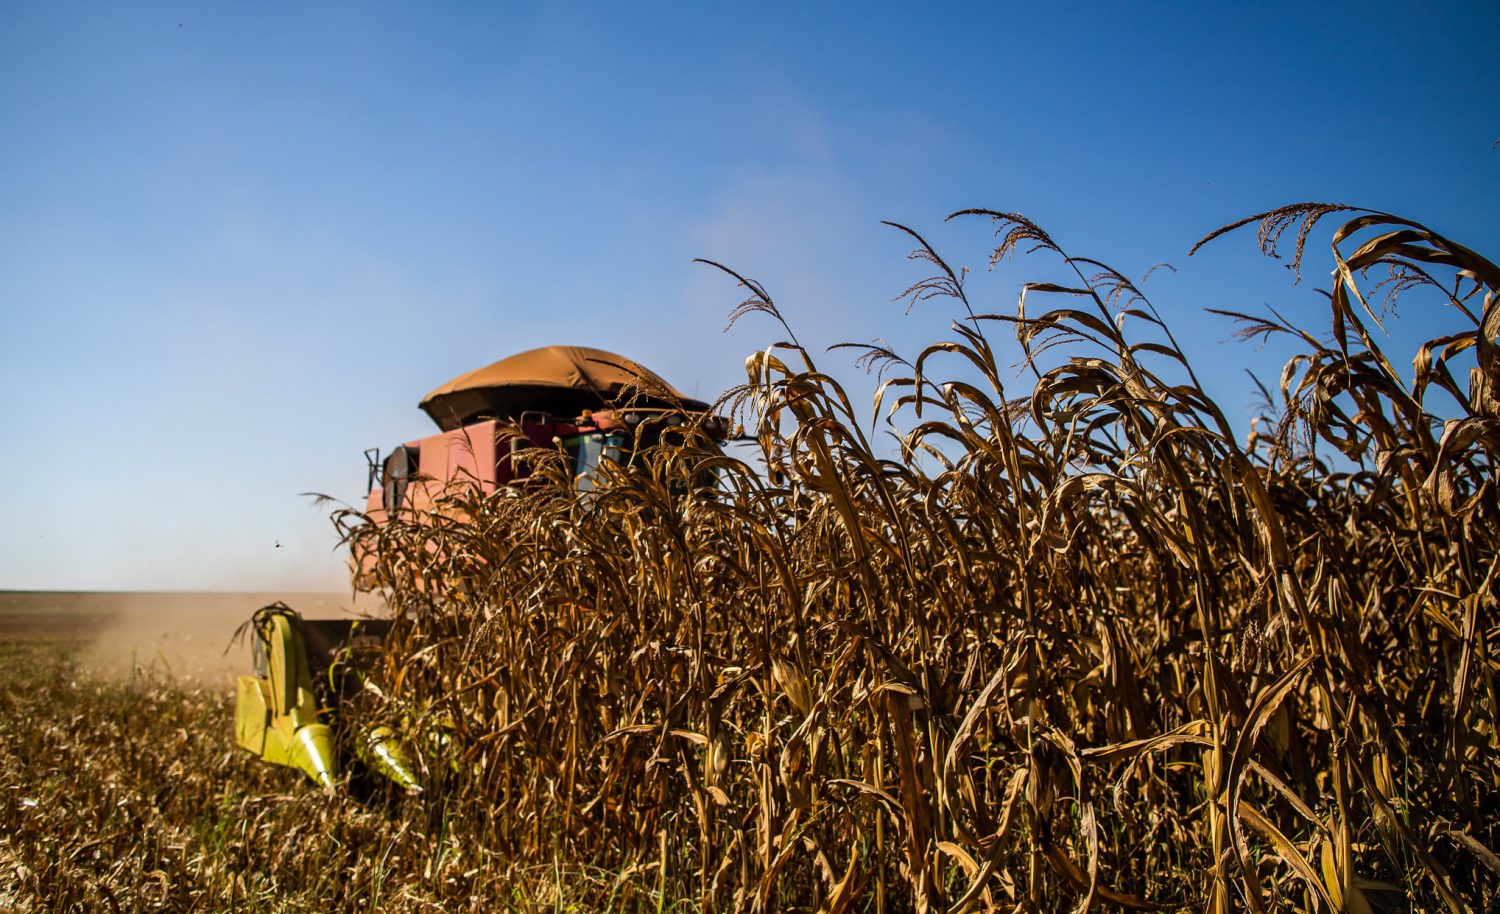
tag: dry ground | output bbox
[0,591,385,681]
[0,592,488,914]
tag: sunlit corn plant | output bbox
[334,203,1498,914]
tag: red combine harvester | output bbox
[235,346,730,789]
[366,344,726,528]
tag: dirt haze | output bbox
[0,591,386,681]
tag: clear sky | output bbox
[2,2,1496,591]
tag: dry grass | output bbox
[3,203,1496,913]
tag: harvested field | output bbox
[0,591,383,680]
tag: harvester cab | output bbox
[235,346,730,790]
[363,345,727,524]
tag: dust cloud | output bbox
[0,591,387,682]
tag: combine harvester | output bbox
[234,346,730,788]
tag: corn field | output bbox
[338,203,1500,913]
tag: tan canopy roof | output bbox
[419,345,709,431]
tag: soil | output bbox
[0,591,386,681]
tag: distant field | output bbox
[0,591,385,681]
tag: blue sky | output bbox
[2,2,1496,591]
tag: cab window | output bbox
[564,432,632,490]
